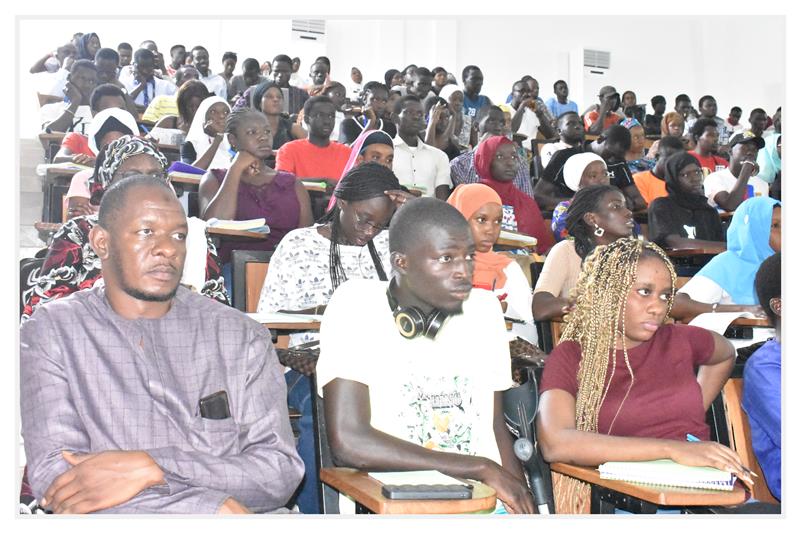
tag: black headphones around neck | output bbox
[386,281,449,340]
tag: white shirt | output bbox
[392,136,452,196]
[316,279,513,467]
[199,73,228,100]
[516,107,542,152]
[540,140,574,169]
[495,261,537,344]
[35,68,69,97]
[40,103,92,134]
[289,72,309,88]
[120,75,177,106]
[703,168,770,209]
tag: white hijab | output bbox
[85,107,139,156]
[563,152,606,192]
[185,96,232,170]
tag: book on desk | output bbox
[599,459,735,491]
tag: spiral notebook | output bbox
[598,459,735,491]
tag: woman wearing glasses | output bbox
[647,152,725,251]
[256,161,410,514]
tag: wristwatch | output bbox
[711,302,719,313]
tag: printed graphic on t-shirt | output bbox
[683,225,697,239]
[501,205,518,232]
[402,376,476,455]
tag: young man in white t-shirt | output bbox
[704,132,768,212]
[316,197,534,514]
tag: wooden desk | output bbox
[496,231,538,250]
[301,180,330,193]
[248,314,322,349]
[38,132,65,152]
[731,317,770,328]
[320,467,496,514]
[206,227,267,239]
[168,172,201,186]
[666,246,725,258]
[550,462,747,509]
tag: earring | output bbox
[594,224,605,237]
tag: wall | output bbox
[18,16,784,138]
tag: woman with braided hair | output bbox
[532,184,634,321]
[256,161,409,514]
[536,238,752,513]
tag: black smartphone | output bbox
[199,390,231,420]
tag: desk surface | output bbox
[206,227,267,239]
[168,172,201,185]
[666,245,726,258]
[320,467,496,514]
[731,317,770,327]
[550,462,747,507]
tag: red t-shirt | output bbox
[541,324,714,441]
[61,133,92,157]
[275,139,351,181]
[688,150,728,173]
[584,110,623,132]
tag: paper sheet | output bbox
[368,471,469,486]
[688,311,755,335]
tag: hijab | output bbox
[697,197,780,304]
[88,135,169,203]
[447,184,513,289]
[251,80,280,112]
[85,108,139,156]
[76,32,99,60]
[756,133,781,184]
[663,152,713,210]
[475,135,555,253]
[185,96,232,170]
[325,129,394,211]
[563,152,606,192]
[438,84,463,102]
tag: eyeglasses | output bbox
[354,213,388,232]
[678,169,704,179]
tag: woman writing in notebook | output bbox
[536,238,752,512]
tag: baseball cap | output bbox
[729,130,765,150]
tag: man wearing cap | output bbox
[583,86,624,136]
[703,132,768,212]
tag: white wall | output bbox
[18,16,784,138]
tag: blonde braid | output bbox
[555,238,677,513]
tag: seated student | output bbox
[450,106,535,198]
[199,108,313,287]
[391,95,452,200]
[632,135,684,206]
[536,238,750,513]
[583,86,623,136]
[438,84,472,148]
[475,136,555,254]
[229,57,266,104]
[725,106,746,136]
[671,197,779,321]
[163,78,211,135]
[233,54,309,116]
[620,91,645,124]
[508,79,556,154]
[275,96,351,187]
[545,80,579,121]
[597,125,647,211]
[646,111,687,156]
[532,184,633,321]
[644,95,666,136]
[163,44,186,79]
[52,83,129,164]
[688,117,728,174]
[321,82,348,142]
[120,48,177,112]
[742,252,782,501]
[704,132,768,212]
[181,96,232,170]
[190,46,228,101]
[40,59,97,134]
[338,81,397,145]
[140,65,200,127]
[21,175,303,514]
[622,120,655,174]
[257,164,408,513]
[447,184,537,344]
[550,153,610,242]
[248,80,306,155]
[63,107,139,218]
[317,197,535,514]
[22,135,229,322]
[424,97,462,161]
[324,129,395,211]
[540,111,585,169]
[218,51,237,94]
[648,152,725,251]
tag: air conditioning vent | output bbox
[583,49,611,70]
[292,19,326,41]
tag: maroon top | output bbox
[212,169,300,263]
[541,324,715,441]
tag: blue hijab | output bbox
[697,197,780,304]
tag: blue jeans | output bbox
[221,262,233,299]
[285,370,320,513]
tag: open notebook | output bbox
[599,459,735,491]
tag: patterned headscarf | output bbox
[88,135,168,204]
